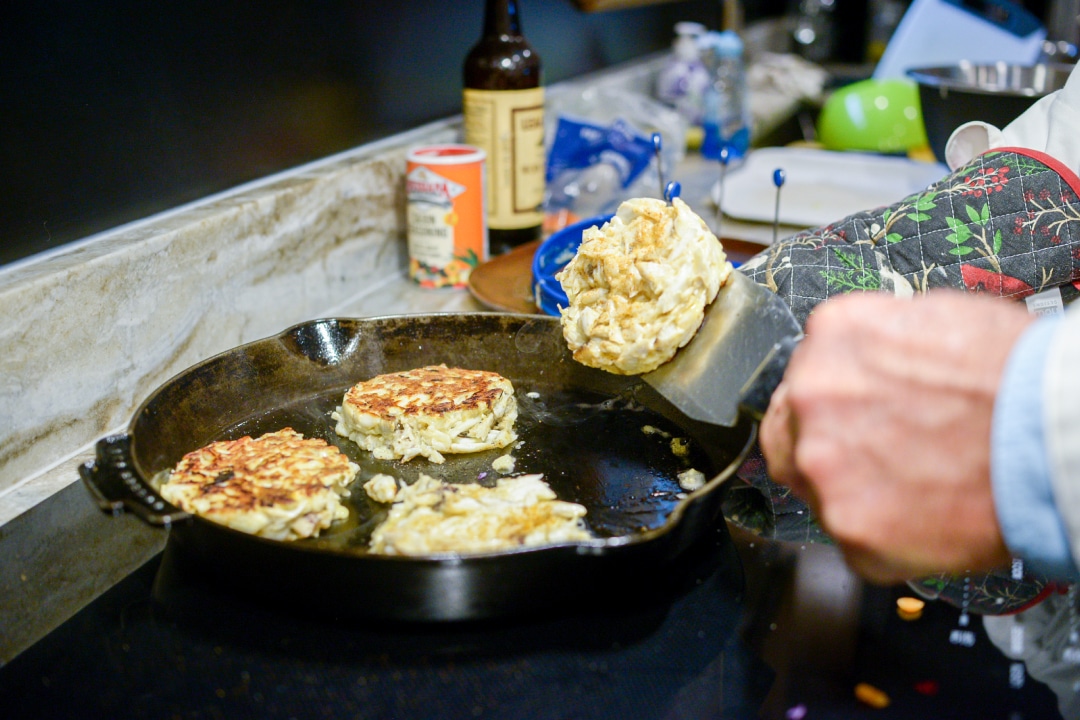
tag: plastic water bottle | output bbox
[700,30,750,161]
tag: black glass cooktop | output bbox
[0,519,1068,720]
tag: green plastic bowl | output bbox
[817,78,929,154]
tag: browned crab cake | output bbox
[332,365,518,463]
[159,428,358,541]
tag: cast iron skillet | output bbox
[81,313,756,621]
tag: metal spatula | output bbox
[642,271,802,427]
[643,166,800,427]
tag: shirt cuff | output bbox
[991,314,1079,580]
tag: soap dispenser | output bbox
[656,21,711,125]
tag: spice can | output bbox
[405,144,487,289]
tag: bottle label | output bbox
[463,87,545,230]
[405,145,487,289]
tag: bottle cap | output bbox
[700,30,743,58]
[673,21,706,60]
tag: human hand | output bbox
[758,290,1034,584]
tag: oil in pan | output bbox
[211,383,720,548]
[509,387,717,537]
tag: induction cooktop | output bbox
[0,510,1068,720]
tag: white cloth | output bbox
[944,63,1080,174]
[984,593,1080,719]
[1046,301,1080,571]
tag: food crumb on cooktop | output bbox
[914,679,940,696]
[854,682,890,709]
[897,596,926,621]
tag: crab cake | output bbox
[332,365,518,464]
[557,197,732,375]
[368,473,592,555]
[159,428,358,541]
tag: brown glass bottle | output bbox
[463,0,545,255]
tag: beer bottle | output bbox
[463,0,544,255]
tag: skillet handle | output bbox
[79,434,191,527]
[737,335,800,422]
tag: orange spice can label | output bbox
[406,144,487,289]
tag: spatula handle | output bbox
[738,335,800,421]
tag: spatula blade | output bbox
[641,271,802,426]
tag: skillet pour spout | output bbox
[80,313,757,621]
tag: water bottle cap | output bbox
[701,30,743,58]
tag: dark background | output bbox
[2,0,1062,267]
[2,0,787,267]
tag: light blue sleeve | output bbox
[991,314,1080,580]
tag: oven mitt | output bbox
[739,147,1080,327]
[731,146,1080,615]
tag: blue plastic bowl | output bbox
[532,210,742,316]
[531,214,613,317]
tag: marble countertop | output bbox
[1,273,489,529]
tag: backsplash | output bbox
[0,122,461,504]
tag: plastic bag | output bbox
[544,87,686,226]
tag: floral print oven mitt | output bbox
[730,147,1080,615]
